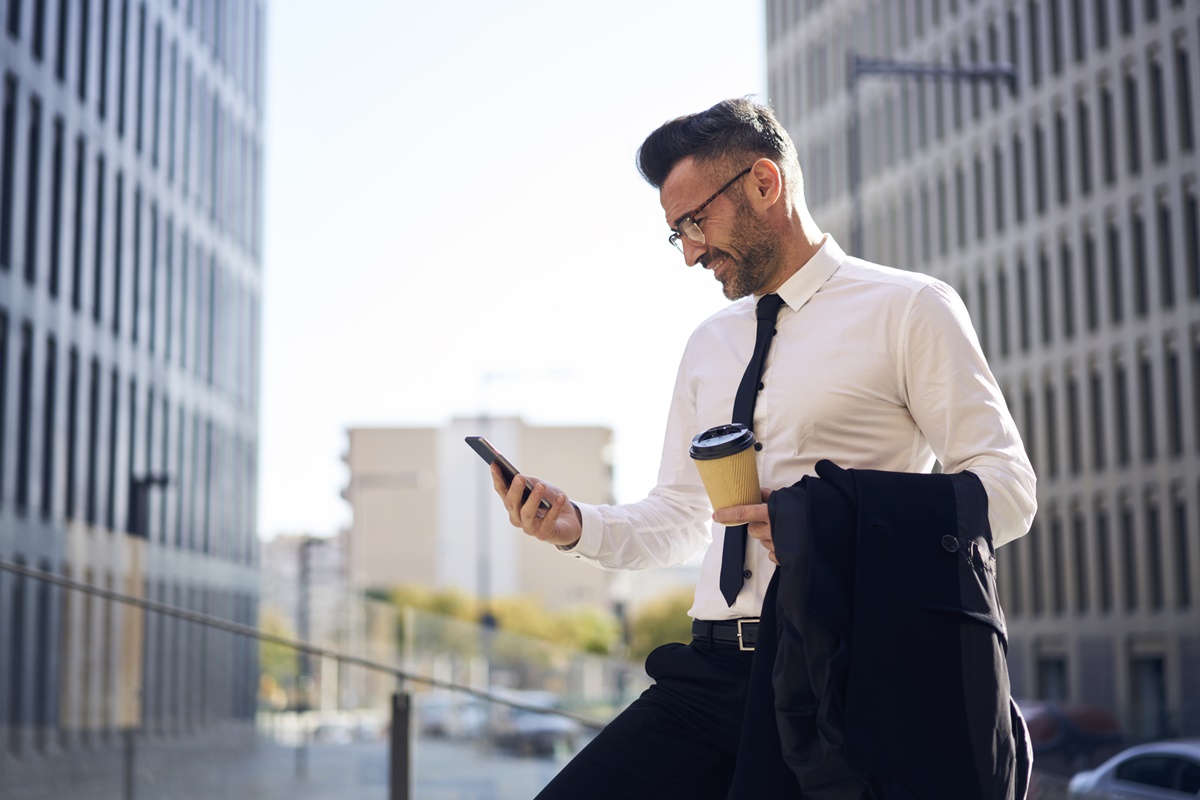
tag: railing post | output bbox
[123,728,136,800]
[390,689,411,800]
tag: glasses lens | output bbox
[682,218,705,247]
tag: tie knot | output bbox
[756,293,784,322]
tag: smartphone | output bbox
[465,436,553,511]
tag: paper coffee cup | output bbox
[689,424,761,511]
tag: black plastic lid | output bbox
[689,423,756,461]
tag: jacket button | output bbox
[941,535,960,553]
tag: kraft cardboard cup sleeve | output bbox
[689,424,761,511]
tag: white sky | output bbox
[259,0,768,539]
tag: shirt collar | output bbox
[769,234,845,313]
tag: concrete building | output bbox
[0,0,266,762]
[342,418,615,611]
[766,0,1199,738]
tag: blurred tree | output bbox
[258,605,299,695]
[628,589,694,662]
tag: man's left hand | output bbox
[711,489,776,564]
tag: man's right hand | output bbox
[491,463,582,549]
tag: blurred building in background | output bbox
[342,418,615,611]
[0,0,266,759]
[768,0,1199,738]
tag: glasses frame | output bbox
[668,166,753,252]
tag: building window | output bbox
[117,0,129,138]
[1132,208,1148,316]
[1121,502,1137,610]
[1018,258,1031,351]
[65,347,78,519]
[77,0,90,100]
[1044,380,1059,478]
[1078,99,1092,196]
[104,368,119,531]
[1165,345,1181,455]
[48,116,62,297]
[937,176,949,256]
[1158,199,1174,309]
[993,146,1005,233]
[40,336,56,518]
[1049,513,1065,613]
[54,0,69,83]
[1114,358,1130,465]
[1012,133,1025,224]
[22,96,41,286]
[1146,498,1163,609]
[974,157,985,242]
[1073,509,1089,612]
[1118,0,1134,35]
[1184,189,1197,300]
[1124,73,1141,175]
[1100,84,1116,185]
[1130,657,1167,740]
[134,2,146,153]
[1029,518,1045,614]
[1061,240,1075,339]
[1047,0,1062,75]
[1095,0,1109,49]
[112,172,123,334]
[0,311,7,500]
[6,0,20,38]
[7,559,26,752]
[1037,656,1067,701]
[1027,0,1042,88]
[148,202,158,353]
[70,136,86,312]
[1138,350,1156,462]
[1096,503,1112,611]
[1173,495,1191,608]
[1039,250,1053,344]
[998,267,1011,356]
[1084,229,1099,330]
[978,275,990,356]
[1149,58,1167,163]
[1177,44,1194,152]
[1090,365,1106,468]
[15,322,34,512]
[1108,221,1124,323]
[1033,122,1047,214]
[85,358,99,524]
[131,186,141,342]
[99,0,111,118]
[1067,374,1082,474]
[151,19,162,168]
[1055,110,1070,206]
[1,74,18,271]
[1072,0,1087,62]
[1008,9,1021,96]
[92,154,105,323]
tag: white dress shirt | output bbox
[569,236,1037,622]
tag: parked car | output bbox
[416,691,488,739]
[488,689,581,758]
[1019,700,1125,776]
[1067,739,1200,798]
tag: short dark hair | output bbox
[636,98,800,191]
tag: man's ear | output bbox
[748,158,783,209]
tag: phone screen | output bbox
[465,436,553,511]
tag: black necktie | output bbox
[720,293,784,606]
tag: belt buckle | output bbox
[737,618,759,651]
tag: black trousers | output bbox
[533,637,799,800]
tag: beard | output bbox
[702,203,783,300]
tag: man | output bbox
[492,98,1036,799]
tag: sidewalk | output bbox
[0,728,571,799]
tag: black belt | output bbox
[691,618,760,651]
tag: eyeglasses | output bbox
[668,166,753,253]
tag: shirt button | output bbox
[758,381,765,390]
[941,535,960,553]
[754,442,763,451]
[742,569,753,580]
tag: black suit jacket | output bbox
[729,460,1031,800]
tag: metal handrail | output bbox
[0,557,608,729]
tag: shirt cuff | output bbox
[556,502,604,559]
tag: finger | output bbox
[712,503,770,525]
[520,480,551,526]
[760,487,773,501]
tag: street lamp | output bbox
[847,53,1018,257]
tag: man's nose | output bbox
[682,238,706,267]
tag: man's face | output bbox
[660,157,782,300]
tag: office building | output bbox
[0,0,266,760]
[767,0,1200,738]
[342,418,615,611]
